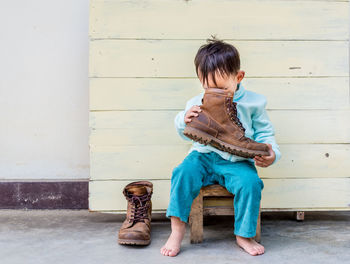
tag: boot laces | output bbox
[127,193,151,223]
[225,98,246,132]
[225,98,254,143]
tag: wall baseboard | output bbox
[0,181,88,209]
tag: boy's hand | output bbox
[184,105,202,124]
[254,144,275,167]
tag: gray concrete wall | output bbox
[0,0,89,180]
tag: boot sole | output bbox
[118,238,151,245]
[184,126,268,159]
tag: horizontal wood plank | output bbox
[89,178,350,211]
[90,0,349,40]
[90,145,190,181]
[89,40,349,77]
[89,110,350,145]
[90,144,350,180]
[89,77,350,110]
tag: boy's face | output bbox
[198,69,245,94]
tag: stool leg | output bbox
[189,189,203,243]
[254,204,261,243]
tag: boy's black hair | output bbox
[194,36,240,87]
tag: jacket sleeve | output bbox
[174,95,201,142]
[251,95,281,165]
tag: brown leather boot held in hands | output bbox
[118,181,153,245]
[183,87,269,158]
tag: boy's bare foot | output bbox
[236,235,265,256]
[160,216,186,257]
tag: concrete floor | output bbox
[0,210,349,264]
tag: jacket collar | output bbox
[233,82,245,101]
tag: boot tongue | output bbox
[128,186,147,196]
[205,87,234,97]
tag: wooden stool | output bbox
[189,184,261,243]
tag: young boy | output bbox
[160,38,281,257]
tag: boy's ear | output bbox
[236,70,245,83]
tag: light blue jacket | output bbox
[174,82,281,165]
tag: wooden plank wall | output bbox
[89,0,350,212]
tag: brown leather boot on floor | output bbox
[183,87,269,158]
[118,181,153,245]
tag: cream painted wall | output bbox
[0,0,89,180]
[88,0,350,211]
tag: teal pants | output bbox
[166,150,264,238]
